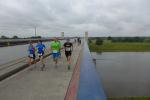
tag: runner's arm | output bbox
[43,45,46,51]
[62,43,65,49]
[35,46,38,53]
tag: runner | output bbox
[57,40,61,58]
[28,41,36,65]
[36,40,46,71]
[77,37,81,45]
[74,38,76,43]
[50,38,61,67]
[63,39,73,70]
[79,38,81,44]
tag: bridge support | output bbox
[61,32,64,37]
[85,32,88,41]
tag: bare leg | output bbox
[54,57,58,68]
[28,57,32,65]
[40,56,45,71]
[41,56,44,65]
[67,56,71,70]
[33,59,36,68]
[53,58,57,64]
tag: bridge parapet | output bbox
[77,42,106,100]
[77,41,106,100]
[65,41,106,100]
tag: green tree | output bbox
[12,35,19,39]
[144,39,150,43]
[95,39,103,45]
[1,35,9,39]
[107,36,112,40]
[31,36,42,39]
[88,39,92,44]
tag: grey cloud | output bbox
[0,0,150,37]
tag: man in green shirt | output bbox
[50,38,61,66]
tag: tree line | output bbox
[89,36,150,45]
[0,35,42,39]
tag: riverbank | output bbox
[89,41,150,52]
[90,40,150,100]
[0,38,50,47]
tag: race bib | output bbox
[53,50,58,53]
[38,53,43,56]
[66,47,71,51]
[29,54,33,57]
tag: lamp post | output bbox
[34,27,37,37]
[61,32,64,38]
[85,31,88,41]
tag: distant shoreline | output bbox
[0,39,48,47]
[89,41,150,52]
[0,38,60,47]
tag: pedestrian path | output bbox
[0,43,82,100]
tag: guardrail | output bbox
[65,41,106,100]
[77,41,106,100]
[64,44,82,100]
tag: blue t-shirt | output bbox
[28,45,35,54]
[36,43,46,53]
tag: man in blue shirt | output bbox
[36,40,46,71]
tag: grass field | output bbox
[89,41,150,52]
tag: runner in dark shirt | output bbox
[63,39,73,70]
[77,37,81,45]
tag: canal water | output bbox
[0,40,68,65]
[92,52,150,97]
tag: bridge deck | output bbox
[0,43,82,100]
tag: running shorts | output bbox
[52,53,59,58]
[38,51,44,57]
[28,54,36,59]
[65,51,72,58]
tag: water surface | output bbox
[92,52,150,97]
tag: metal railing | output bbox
[65,40,106,100]
[77,41,106,100]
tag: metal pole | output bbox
[85,32,88,41]
[61,32,64,38]
[35,27,36,37]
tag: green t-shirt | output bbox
[51,41,60,52]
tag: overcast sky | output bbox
[0,0,150,37]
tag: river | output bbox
[92,52,150,97]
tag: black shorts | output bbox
[65,51,72,58]
[38,52,44,57]
[28,54,36,59]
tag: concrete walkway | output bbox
[0,43,82,100]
